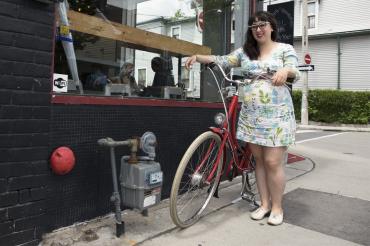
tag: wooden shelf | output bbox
[67,10,211,57]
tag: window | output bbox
[53,0,225,102]
[137,68,147,87]
[307,1,318,29]
[171,26,181,39]
[181,66,190,88]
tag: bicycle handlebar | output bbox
[205,62,294,85]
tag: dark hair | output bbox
[243,11,278,60]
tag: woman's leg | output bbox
[248,143,270,210]
[262,146,287,214]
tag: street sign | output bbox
[299,64,315,71]
[304,53,311,64]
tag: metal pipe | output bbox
[109,146,124,237]
[301,0,309,125]
[97,137,140,236]
[98,137,138,164]
[178,56,182,86]
[337,35,341,90]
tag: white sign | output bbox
[53,73,68,93]
[298,65,315,71]
[143,195,156,208]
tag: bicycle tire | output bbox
[170,131,223,228]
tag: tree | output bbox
[172,9,186,21]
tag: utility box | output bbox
[120,157,163,211]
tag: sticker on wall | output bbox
[53,73,68,93]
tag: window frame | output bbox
[306,0,319,30]
[136,67,147,87]
[171,25,181,39]
[52,9,211,103]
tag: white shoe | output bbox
[267,212,284,225]
[250,207,270,220]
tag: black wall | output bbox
[0,1,220,245]
[0,0,54,245]
[48,104,217,230]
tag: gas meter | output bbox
[120,132,162,211]
[97,132,162,237]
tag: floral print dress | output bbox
[214,43,300,147]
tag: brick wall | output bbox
[0,1,222,245]
[0,0,54,245]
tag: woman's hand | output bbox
[271,67,289,86]
[185,55,197,70]
[185,54,215,70]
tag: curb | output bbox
[297,124,370,132]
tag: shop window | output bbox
[53,0,225,102]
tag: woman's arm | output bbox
[185,48,244,70]
[272,44,301,86]
[185,54,215,69]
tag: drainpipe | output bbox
[337,35,342,90]
[250,0,256,15]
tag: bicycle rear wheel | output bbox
[170,131,223,228]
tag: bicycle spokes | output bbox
[170,132,223,228]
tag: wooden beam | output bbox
[67,10,211,57]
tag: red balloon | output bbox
[50,147,75,175]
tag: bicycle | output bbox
[169,63,283,228]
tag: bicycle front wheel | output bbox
[170,131,223,228]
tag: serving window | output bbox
[53,0,212,101]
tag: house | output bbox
[136,0,370,92]
[135,16,203,98]
[266,0,370,91]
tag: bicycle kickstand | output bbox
[240,170,258,207]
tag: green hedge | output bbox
[292,90,370,124]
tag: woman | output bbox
[118,62,141,95]
[185,11,300,225]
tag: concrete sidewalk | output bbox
[41,131,370,246]
[41,156,315,246]
[137,131,370,246]
[297,121,370,132]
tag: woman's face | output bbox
[122,64,134,75]
[250,20,273,45]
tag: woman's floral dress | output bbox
[215,43,300,147]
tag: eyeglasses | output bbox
[249,22,270,31]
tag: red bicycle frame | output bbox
[202,93,253,184]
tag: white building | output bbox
[268,0,370,91]
[135,0,370,94]
[135,16,203,98]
